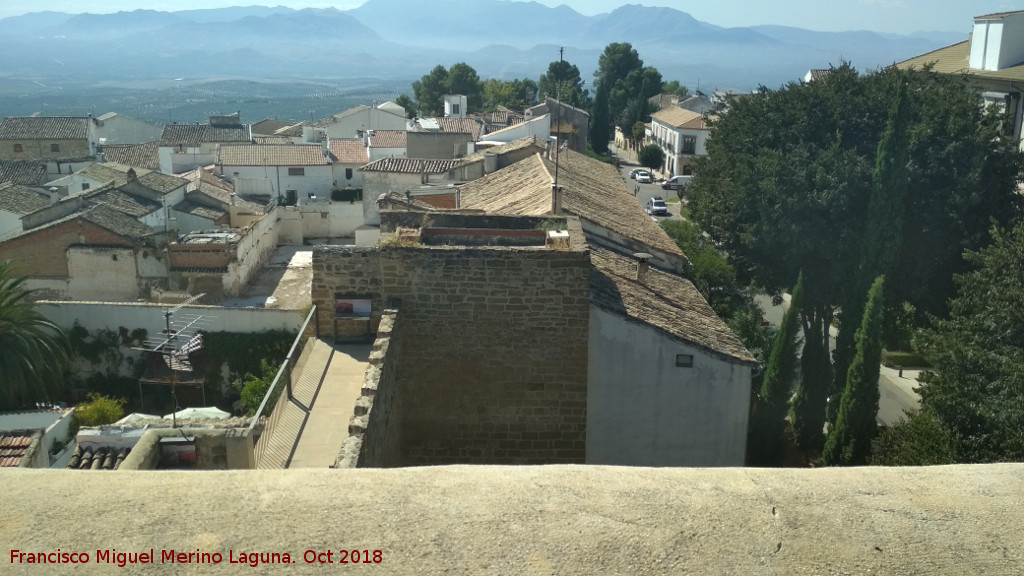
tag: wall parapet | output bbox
[336,308,402,468]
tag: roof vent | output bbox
[633,252,653,284]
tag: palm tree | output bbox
[0,260,69,409]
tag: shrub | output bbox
[75,393,126,426]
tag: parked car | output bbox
[645,196,669,216]
[661,175,692,190]
[635,171,653,184]
[629,168,642,179]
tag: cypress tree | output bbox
[832,77,911,415]
[790,310,831,459]
[747,274,803,466]
[821,276,886,466]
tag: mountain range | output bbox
[0,1,963,92]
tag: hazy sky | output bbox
[1,0,1021,34]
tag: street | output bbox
[613,157,686,221]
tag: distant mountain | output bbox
[0,2,965,92]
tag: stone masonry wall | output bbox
[313,243,590,465]
[335,308,403,468]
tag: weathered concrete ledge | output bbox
[2,464,1022,575]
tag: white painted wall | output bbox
[66,246,139,301]
[300,200,364,239]
[319,108,408,140]
[367,146,406,161]
[37,301,304,336]
[332,163,364,188]
[160,147,215,175]
[0,210,23,240]
[222,211,278,295]
[135,248,168,281]
[487,115,551,144]
[587,307,752,467]
[362,172,429,225]
[224,165,332,202]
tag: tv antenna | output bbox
[133,293,211,427]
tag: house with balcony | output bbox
[895,10,1024,149]
[649,107,711,177]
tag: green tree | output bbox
[662,80,690,98]
[821,276,886,466]
[591,43,647,153]
[871,409,957,466]
[412,64,449,117]
[748,274,803,466]
[447,62,483,112]
[688,63,1023,407]
[393,94,417,118]
[631,121,646,149]
[590,85,612,154]
[789,274,832,458]
[832,78,911,409]
[638,144,664,174]
[74,393,126,427]
[912,222,1024,463]
[0,260,69,410]
[234,359,280,417]
[482,78,538,110]
[539,60,586,107]
[618,97,653,148]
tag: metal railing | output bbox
[248,305,317,467]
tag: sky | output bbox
[0,0,1021,34]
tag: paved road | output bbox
[613,156,686,221]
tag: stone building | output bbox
[0,116,93,163]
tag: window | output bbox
[681,136,696,155]
[451,103,460,115]
[50,143,60,153]
[288,167,305,176]
[345,168,353,180]
[81,183,90,191]
[335,295,372,317]
[682,165,693,176]
[675,354,694,368]
[13,144,22,153]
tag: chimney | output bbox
[633,252,653,284]
[48,187,59,205]
[551,184,562,215]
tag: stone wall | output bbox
[313,240,590,465]
[336,308,403,468]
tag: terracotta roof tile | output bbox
[369,130,407,148]
[173,200,227,221]
[0,182,50,215]
[75,162,187,195]
[329,139,369,164]
[218,144,331,167]
[251,119,294,135]
[0,160,47,186]
[894,40,1024,84]
[651,107,710,130]
[161,123,251,146]
[589,246,757,364]
[361,158,459,174]
[0,434,32,467]
[458,150,682,258]
[253,136,293,145]
[0,117,89,140]
[455,137,544,168]
[434,117,483,141]
[101,141,160,171]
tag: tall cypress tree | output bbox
[747,274,803,466]
[832,78,911,414]
[821,276,886,466]
[790,277,832,459]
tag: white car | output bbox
[635,171,653,183]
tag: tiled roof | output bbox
[173,200,227,221]
[369,130,407,148]
[0,434,32,467]
[274,123,306,137]
[76,163,187,195]
[181,168,266,215]
[218,144,331,167]
[491,109,525,126]
[101,141,160,171]
[458,154,554,215]
[332,105,371,121]
[892,40,1024,84]
[651,107,710,131]
[458,150,682,258]
[976,10,1024,19]
[329,139,369,164]
[553,150,683,257]
[361,158,460,174]
[251,119,294,135]
[253,136,293,145]
[485,115,547,140]
[0,182,50,215]
[87,188,161,218]
[806,69,832,81]
[161,123,251,146]
[0,160,47,186]
[12,199,158,246]
[67,445,130,470]
[434,117,483,141]
[0,116,89,140]
[589,246,757,365]
[456,137,544,168]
